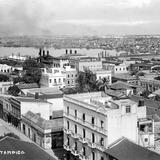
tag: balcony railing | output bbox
[88,141,97,149]
[71,148,79,156]
[63,128,71,135]
[79,137,89,144]
[64,112,108,135]
[63,144,71,151]
[71,132,80,139]
[79,154,89,160]
[95,144,106,152]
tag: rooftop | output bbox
[23,111,63,131]
[0,136,57,160]
[64,92,136,112]
[105,137,160,160]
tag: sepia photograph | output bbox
[0,0,160,160]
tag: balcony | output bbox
[79,154,89,160]
[71,148,79,156]
[88,141,96,149]
[63,144,71,151]
[96,144,106,152]
[71,132,80,139]
[63,128,71,135]
[79,137,89,144]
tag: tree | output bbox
[0,74,9,82]
[97,77,110,91]
[77,69,97,93]
[22,59,42,84]
[8,85,21,96]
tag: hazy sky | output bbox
[0,0,160,36]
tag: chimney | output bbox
[47,50,49,57]
[66,49,68,55]
[39,48,42,57]
[74,50,77,54]
[35,92,39,99]
[70,49,72,54]
[138,99,144,107]
[43,50,45,57]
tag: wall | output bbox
[21,101,51,120]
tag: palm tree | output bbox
[97,77,110,92]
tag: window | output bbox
[101,157,104,160]
[54,79,57,84]
[100,137,104,146]
[75,110,77,119]
[67,106,69,115]
[126,106,131,113]
[68,74,70,78]
[67,137,70,145]
[82,113,85,122]
[75,142,77,150]
[101,121,104,129]
[92,133,95,143]
[91,117,95,126]
[49,79,52,83]
[67,121,69,130]
[63,78,65,82]
[59,78,61,83]
[28,128,30,138]
[82,147,86,156]
[92,152,95,160]
[75,125,77,134]
[83,129,86,138]
[144,138,148,142]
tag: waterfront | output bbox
[0,47,121,58]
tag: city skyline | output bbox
[0,0,160,36]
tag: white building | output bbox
[92,70,112,84]
[0,64,12,73]
[103,63,129,75]
[40,66,78,88]
[40,67,66,88]
[0,81,13,94]
[63,92,154,160]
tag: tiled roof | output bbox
[15,97,50,103]
[105,138,160,160]
[0,137,57,160]
[110,81,132,90]
[105,89,126,98]
[24,111,63,130]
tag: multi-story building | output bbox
[92,70,112,84]
[40,67,66,88]
[0,96,21,129]
[75,57,102,72]
[103,63,129,75]
[63,92,154,160]
[65,66,78,88]
[21,110,63,150]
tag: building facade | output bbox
[63,92,154,160]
